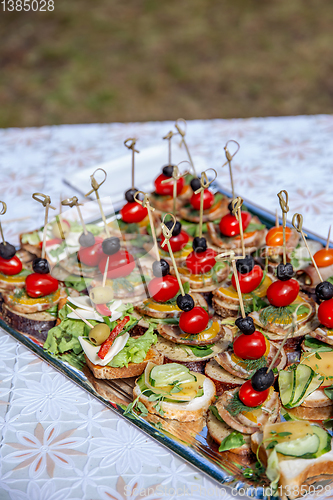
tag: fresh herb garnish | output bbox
[182,344,214,358]
[259,303,310,326]
[226,391,262,416]
[209,405,224,423]
[219,431,245,452]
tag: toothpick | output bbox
[161,214,185,296]
[194,168,217,238]
[55,215,65,241]
[326,225,331,251]
[32,193,56,259]
[163,130,176,166]
[231,197,245,258]
[275,209,279,227]
[102,257,109,287]
[221,140,240,201]
[85,168,110,237]
[292,213,323,282]
[134,191,160,261]
[0,201,7,245]
[175,118,197,176]
[161,161,189,215]
[66,303,94,328]
[277,190,289,266]
[62,196,88,235]
[124,138,139,189]
[231,259,246,318]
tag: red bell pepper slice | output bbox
[97,316,130,360]
[95,303,112,317]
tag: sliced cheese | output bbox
[68,308,104,322]
[300,351,333,382]
[68,295,94,311]
[78,332,129,367]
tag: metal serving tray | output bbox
[1,189,332,500]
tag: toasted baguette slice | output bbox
[205,359,243,393]
[2,303,56,341]
[285,404,333,421]
[207,409,251,455]
[85,346,163,380]
[133,375,216,422]
[251,431,333,500]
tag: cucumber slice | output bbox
[279,370,294,407]
[275,433,320,457]
[149,363,196,388]
[310,425,332,458]
[291,364,314,406]
[301,372,323,402]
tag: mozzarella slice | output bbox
[68,308,104,322]
[109,300,122,312]
[78,332,130,366]
[67,295,94,311]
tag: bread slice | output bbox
[285,404,333,420]
[207,408,251,455]
[300,389,333,408]
[133,375,216,422]
[251,430,333,500]
[85,346,164,380]
[2,303,56,341]
[205,359,243,393]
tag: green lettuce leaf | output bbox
[109,326,157,368]
[218,431,245,452]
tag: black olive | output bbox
[152,259,170,277]
[190,178,201,192]
[162,165,175,177]
[192,236,207,253]
[316,280,333,301]
[235,316,255,335]
[251,367,275,392]
[78,231,96,248]
[276,262,294,281]
[235,255,255,275]
[165,220,182,237]
[32,257,50,274]
[228,201,234,214]
[0,242,16,260]
[177,293,194,312]
[102,237,121,255]
[125,188,139,203]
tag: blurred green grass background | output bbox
[1,0,333,127]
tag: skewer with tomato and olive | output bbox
[0,201,36,295]
[154,214,225,347]
[171,173,230,293]
[263,209,300,268]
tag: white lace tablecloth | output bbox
[0,116,332,500]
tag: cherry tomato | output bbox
[120,202,148,224]
[179,306,209,334]
[190,189,214,210]
[98,250,135,279]
[154,174,185,196]
[266,226,292,246]
[231,265,263,294]
[78,237,103,267]
[148,275,179,302]
[0,255,22,276]
[39,238,62,249]
[233,331,266,360]
[266,278,299,307]
[219,211,251,237]
[26,273,58,298]
[160,230,189,253]
[186,248,217,275]
[239,380,270,407]
[318,298,333,328]
[314,249,333,268]
[95,303,112,317]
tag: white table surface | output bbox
[0,116,332,500]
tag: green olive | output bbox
[89,286,114,304]
[89,323,110,345]
[52,220,70,239]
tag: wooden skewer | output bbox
[221,140,240,201]
[67,303,94,328]
[102,257,109,287]
[194,168,217,238]
[277,190,289,266]
[231,197,245,258]
[161,214,185,296]
[275,209,279,227]
[216,249,245,318]
[161,161,189,215]
[0,201,8,245]
[124,138,139,189]
[85,168,110,237]
[32,193,56,259]
[175,118,197,176]
[292,213,323,282]
[134,191,160,261]
[326,225,331,251]
[163,130,176,166]
[62,196,88,235]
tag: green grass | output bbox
[1,0,333,127]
